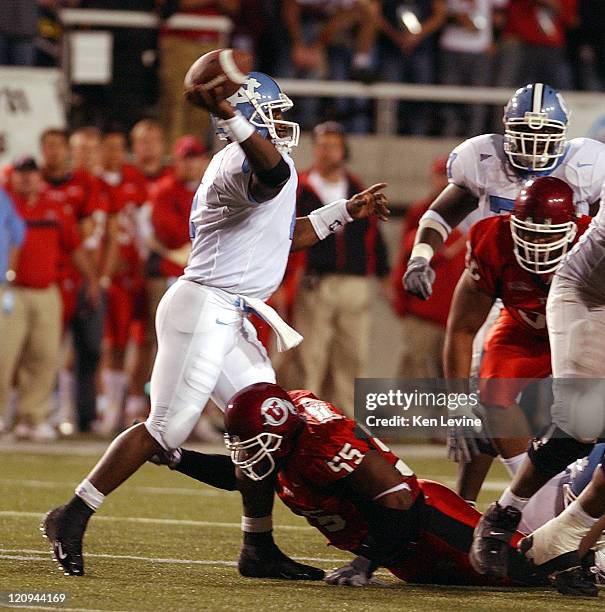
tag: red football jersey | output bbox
[466,214,591,337]
[42,169,104,283]
[102,164,149,280]
[276,390,419,553]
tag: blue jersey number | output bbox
[489,195,515,213]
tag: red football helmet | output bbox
[510,176,578,274]
[223,382,304,481]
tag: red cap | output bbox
[431,156,448,176]
[174,135,207,159]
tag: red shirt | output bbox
[467,214,591,337]
[42,169,103,282]
[276,390,419,553]
[150,174,196,278]
[504,0,577,48]
[9,191,81,288]
[103,164,149,280]
[392,199,466,325]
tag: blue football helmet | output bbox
[503,83,570,172]
[218,71,299,152]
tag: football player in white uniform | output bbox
[404,82,605,300]
[41,71,389,578]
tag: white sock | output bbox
[500,453,527,478]
[499,487,530,512]
[102,370,129,405]
[125,395,148,421]
[241,515,273,533]
[58,370,74,414]
[75,478,105,511]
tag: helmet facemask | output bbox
[246,92,300,153]
[510,215,577,274]
[224,432,283,481]
[503,112,567,171]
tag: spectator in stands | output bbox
[95,130,149,433]
[494,0,577,89]
[279,0,379,131]
[0,1,37,66]
[0,157,99,441]
[440,0,507,137]
[567,0,605,90]
[40,128,105,433]
[70,127,103,177]
[145,135,209,334]
[158,0,240,147]
[390,157,466,377]
[130,119,172,184]
[293,122,389,415]
[376,0,447,135]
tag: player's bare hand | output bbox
[325,556,373,587]
[184,84,234,119]
[347,183,390,221]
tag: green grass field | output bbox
[0,441,599,611]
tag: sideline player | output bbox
[41,69,389,579]
[150,382,547,588]
[444,177,590,507]
[403,82,605,300]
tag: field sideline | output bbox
[0,440,598,611]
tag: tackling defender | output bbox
[41,69,388,579]
[151,382,547,588]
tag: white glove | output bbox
[325,556,373,587]
[403,256,435,300]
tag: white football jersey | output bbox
[558,193,605,296]
[183,142,298,301]
[448,134,605,234]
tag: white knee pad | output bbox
[552,378,605,443]
[145,402,203,450]
[567,319,605,376]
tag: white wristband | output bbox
[411,243,434,262]
[308,199,354,240]
[217,111,256,143]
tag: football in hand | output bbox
[184,48,253,108]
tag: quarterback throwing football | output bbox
[42,66,388,579]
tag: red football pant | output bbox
[479,311,551,406]
[389,480,535,587]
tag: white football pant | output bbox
[145,280,275,450]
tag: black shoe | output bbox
[238,544,325,580]
[40,501,91,576]
[469,502,522,578]
[553,566,598,597]
[519,541,599,597]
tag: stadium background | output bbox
[1,1,605,610]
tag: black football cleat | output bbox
[238,544,325,580]
[469,502,522,578]
[519,538,599,597]
[40,503,91,576]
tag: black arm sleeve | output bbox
[174,450,237,491]
[356,494,424,568]
[254,156,291,189]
